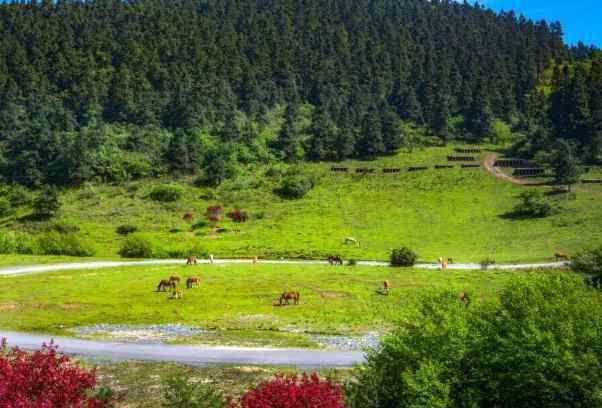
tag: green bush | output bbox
[346,275,602,408]
[118,234,154,258]
[348,259,357,266]
[32,187,61,219]
[274,175,313,199]
[572,246,602,278]
[35,232,95,257]
[47,222,80,234]
[149,184,185,202]
[512,190,552,218]
[162,374,225,408]
[390,247,417,267]
[0,197,12,217]
[116,224,138,236]
[7,185,34,207]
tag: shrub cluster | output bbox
[35,232,96,257]
[0,340,118,407]
[346,275,602,407]
[149,184,185,202]
[274,175,313,199]
[118,234,154,258]
[32,187,61,219]
[512,190,552,218]
[116,224,138,236]
[160,373,344,408]
[572,246,602,287]
[390,247,417,267]
[227,209,248,223]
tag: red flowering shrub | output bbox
[206,205,224,222]
[238,373,346,408]
[227,209,248,223]
[0,339,118,408]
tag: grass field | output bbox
[0,262,560,347]
[2,144,601,263]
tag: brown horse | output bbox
[278,291,300,306]
[157,279,175,292]
[170,288,184,299]
[383,280,391,294]
[458,292,470,303]
[186,256,198,265]
[328,255,343,266]
[555,252,570,262]
[186,276,200,289]
[169,276,181,284]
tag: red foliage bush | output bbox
[227,209,248,223]
[0,339,117,408]
[237,373,346,408]
[206,205,224,222]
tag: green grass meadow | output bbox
[26,145,598,263]
[0,262,560,347]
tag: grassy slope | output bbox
[1,262,549,345]
[3,145,601,263]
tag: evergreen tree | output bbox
[551,141,584,193]
[276,105,303,162]
[465,84,494,141]
[357,105,385,158]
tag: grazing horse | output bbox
[186,256,198,265]
[278,291,300,306]
[458,292,470,303]
[555,252,570,262]
[344,237,359,247]
[170,288,184,299]
[186,276,200,289]
[169,276,181,284]
[157,279,174,292]
[383,280,391,295]
[328,255,343,265]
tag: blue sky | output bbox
[478,0,601,46]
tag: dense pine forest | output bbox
[0,0,598,187]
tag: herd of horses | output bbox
[156,251,570,303]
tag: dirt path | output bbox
[482,153,530,185]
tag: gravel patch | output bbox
[73,324,209,344]
[310,331,381,351]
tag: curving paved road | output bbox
[0,258,568,367]
[0,330,365,368]
[0,258,569,277]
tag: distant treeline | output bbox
[516,54,602,163]
[0,0,575,186]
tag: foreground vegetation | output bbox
[0,261,573,348]
[4,273,599,408]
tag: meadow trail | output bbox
[0,259,570,277]
[482,153,529,185]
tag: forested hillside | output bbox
[517,53,602,162]
[0,0,570,186]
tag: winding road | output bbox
[0,258,568,367]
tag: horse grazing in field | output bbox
[277,291,300,306]
[186,276,200,289]
[328,255,343,266]
[157,279,175,292]
[383,280,391,295]
[458,292,471,304]
[555,252,570,262]
[186,256,198,265]
[169,276,181,284]
[170,288,184,299]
